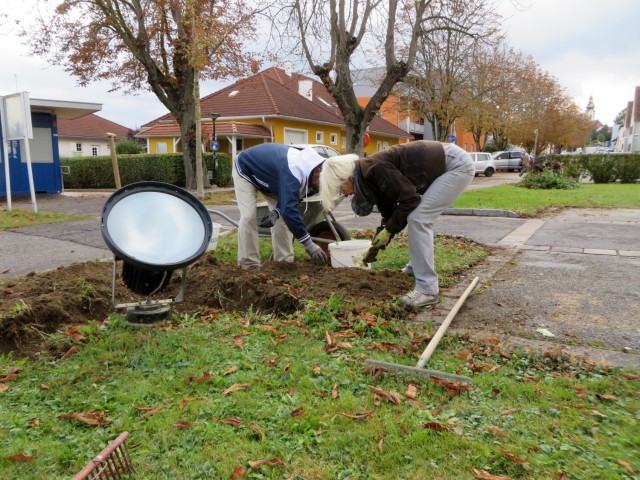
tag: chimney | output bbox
[298,79,312,101]
[284,61,293,76]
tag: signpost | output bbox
[0,92,37,212]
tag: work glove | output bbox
[363,228,393,264]
[258,209,280,228]
[302,238,329,265]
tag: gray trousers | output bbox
[407,145,475,294]
[232,164,294,269]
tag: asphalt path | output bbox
[1,173,639,366]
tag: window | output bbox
[236,138,244,151]
[341,137,346,149]
[316,131,324,143]
[330,133,338,145]
[75,143,82,153]
[156,142,168,153]
[91,146,98,156]
[377,141,382,152]
[383,142,389,150]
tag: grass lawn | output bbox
[0,209,90,230]
[453,183,640,216]
[1,234,638,479]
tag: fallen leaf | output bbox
[405,384,418,399]
[233,335,244,349]
[617,459,635,475]
[596,393,618,401]
[248,458,285,468]
[332,383,339,399]
[499,408,519,416]
[267,357,281,367]
[58,410,110,427]
[224,365,238,375]
[423,422,450,432]
[39,384,50,390]
[312,365,321,375]
[339,411,374,420]
[140,406,163,419]
[248,423,265,440]
[488,425,509,438]
[429,376,472,396]
[283,360,291,373]
[254,325,278,334]
[0,383,8,392]
[472,469,512,480]
[290,408,305,417]
[220,418,244,426]
[499,448,529,465]
[378,437,384,454]
[223,383,251,395]
[5,452,36,462]
[61,346,79,360]
[573,386,586,397]
[622,373,639,380]
[230,465,247,479]
[180,398,189,410]
[591,409,608,418]
[325,330,334,346]
[28,419,40,427]
[172,421,194,429]
[190,371,214,383]
[369,386,401,405]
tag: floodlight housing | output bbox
[101,181,212,321]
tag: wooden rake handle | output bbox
[416,276,480,369]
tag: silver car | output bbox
[491,151,524,171]
[469,152,497,177]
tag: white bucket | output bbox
[328,239,372,269]
[206,223,222,251]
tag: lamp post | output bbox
[208,113,220,184]
[533,128,539,162]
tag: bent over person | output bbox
[319,140,475,306]
[233,143,328,269]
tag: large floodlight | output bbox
[101,181,212,322]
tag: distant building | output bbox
[585,95,596,122]
[57,113,135,157]
[614,87,640,153]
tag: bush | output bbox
[61,152,232,189]
[581,155,618,183]
[115,139,145,154]
[519,168,580,190]
[615,155,640,183]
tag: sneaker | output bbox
[400,290,438,307]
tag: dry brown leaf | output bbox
[233,335,244,349]
[290,408,305,417]
[312,365,321,375]
[591,409,608,418]
[499,408,519,416]
[61,346,79,360]
[405,384,418,400]
[267,356,281,367]
[190,371,213,383]
[248,423,266,440]
[248,458,285,468]
[28,419,40,427]
[223,383,251,395]
[378,438,384,454]
[499,448,529,465]
[254,325,278,334]
[339,411,374,420]
[223,365,239,375]
[283,360,291,373]
[472,469,512,480]
[423,422,450,432]
[58,410,110,427]
[220,418,244,426]
[617,459,635,475]
[39,384,50,390]
[325,330,334,346]
[621,373,639,380]
[596,393,618,401]
[332,383,339,399]
[488,425,509,438]
[369,386,401,405]
[429,376,472,396]
[172,421,194,429]
[5,452,36,462]
[179,398,189,410]
[230,465,246,479]
[573,386,586,397]
[0,383,8,392]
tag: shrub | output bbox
[615,155,640,183]
[581,154,618,183]
[519,168,580,190]
[61,152,232,189]
[115,139,145,154]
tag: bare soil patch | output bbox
[0,256,414,358]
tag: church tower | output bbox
[586,95,595,121]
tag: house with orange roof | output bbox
[137,66,411,157]
[56,113,135,157]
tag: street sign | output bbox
[448,134,456,143]
[210,140,220,152]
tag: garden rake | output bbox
[366,276,480,384]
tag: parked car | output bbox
[290,143,342,158]
[469,152,497,177]
[491,151,524,171]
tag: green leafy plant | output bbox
[75,278,96,309]
[519,169,580,190]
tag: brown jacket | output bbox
[358,141,446,233]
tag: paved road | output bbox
[2,174,639,366]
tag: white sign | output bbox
[2,92,33,140]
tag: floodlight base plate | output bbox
[126,304,171,325]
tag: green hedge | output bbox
[543,153,640,184]
[61,153,232,189]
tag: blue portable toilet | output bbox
[0,97,100,195]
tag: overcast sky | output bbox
[1,0,638,129]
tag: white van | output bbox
[469,152,497,177]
